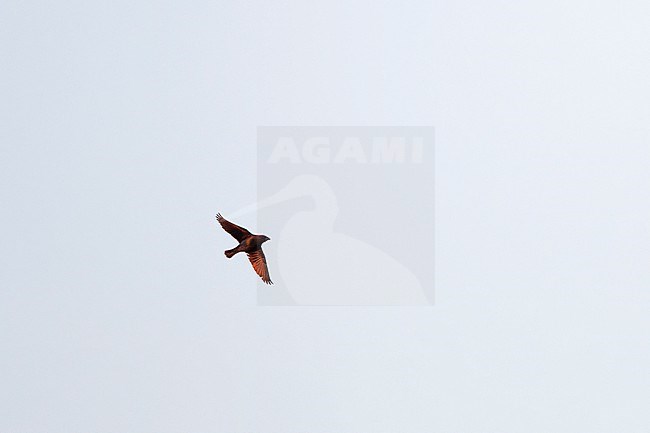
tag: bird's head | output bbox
[261,235,271,243]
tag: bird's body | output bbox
[216,213,273,284]
[224,234,270,257]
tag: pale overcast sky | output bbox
[1,0,649,432]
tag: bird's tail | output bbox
[224,247,238,258]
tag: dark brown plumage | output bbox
[216,213,272,284]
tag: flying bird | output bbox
[216,213,273,284]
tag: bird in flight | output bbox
[216,213,273,284]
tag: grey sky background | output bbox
[1,0,649,432]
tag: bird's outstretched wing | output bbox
[247,248,273,285]
[216,213,252,242]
